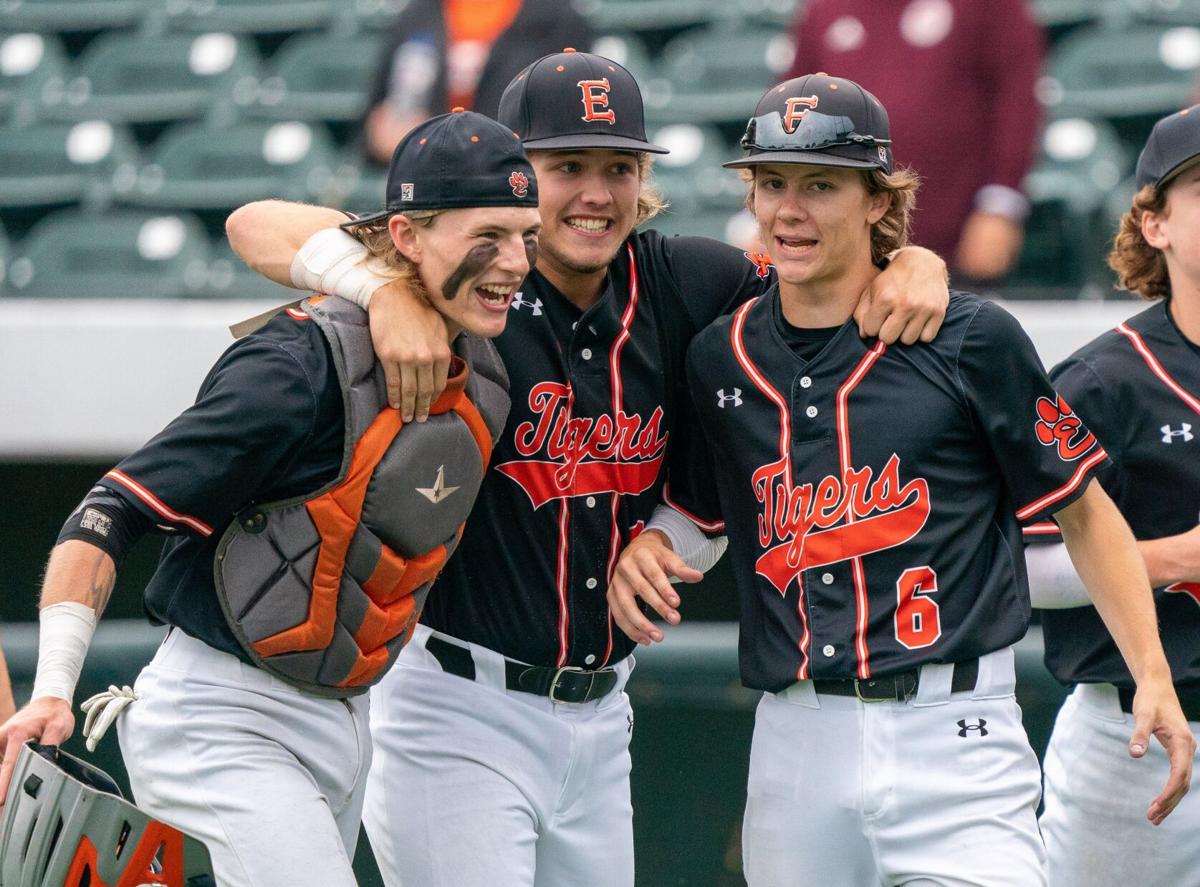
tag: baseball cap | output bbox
[498,48,668,154]
[345,109,537,227]
[724,73,892,173]
[1136,104,1200,191]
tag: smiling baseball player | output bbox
[1024,105,1200,886]
[608,73,1194,886]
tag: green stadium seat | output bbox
[163,0,338,34]
[1031,0,1117,28]
[647,123,743,209]
[575,0,719,33]
[0,222,9,291]
[590,33,654,83]
[343,0,408,33]
[0,0,153,32]
[1119,0,1200,26]
[0,120,139,209]
[5,208,213,298]
[649,202,751,244]
[1040,23,1200,119]
[0,32,69,123]
[643,23,793,126]
[254,32,383,123]
[206,235,305,299]
[126,119,337,211]
[38,31,261,124]
[319,154,387,215]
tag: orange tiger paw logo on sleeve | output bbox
[744,251,774,280]
[1034,395,1096,461]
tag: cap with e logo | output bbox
[498,49,668,154]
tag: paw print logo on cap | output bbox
[509,171,530,198]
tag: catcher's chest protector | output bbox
[215,296,509,696]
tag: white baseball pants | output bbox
[1040,682,1200,887]
[116,629,371,887]
[362,625,636,887]
[742,646,1047,887]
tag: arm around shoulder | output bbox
[225,200,355,286]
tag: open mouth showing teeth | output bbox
[476,284,514,305]
[566,217,611,233]
[777,237,817,250]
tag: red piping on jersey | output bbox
[1117,322,1200,416]
[1014,448,1107,521]
[555,498,572,667]
[287,307,310,320]
[836,342,887,680]
[663,480,726,532]
[1022,522,1061,537]
[104,469,214,537]
[731,297,811,680]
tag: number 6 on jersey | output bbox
[895,566,941,649]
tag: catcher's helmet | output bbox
[0,742,214,887]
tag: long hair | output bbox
[740,165,921,264]
[347,210,443,294]
[1108,184,1170,301]
[636,154,668,225]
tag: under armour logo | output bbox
[957,718,988,738]
[717,388,743,408]
[510,293,542,315]
[1161,423,1194,443]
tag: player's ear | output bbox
[1140,206,1170,251]
[389,214,423,264]
[866,189,891,225]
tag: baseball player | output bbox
[608,74,1195,886]
[0,110,539,887]
[226,51,950,887]
[1024,106,1200,886]
[0,640,14,724]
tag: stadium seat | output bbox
[590,34,655,83]
[38,31,261,124]
[1040,23,1200,119]
[0,221,9,291]
[254,32,383,123]
[1118,0,1200,25]
[647,123,743,209]
[1031,0,1117,28]
[344,0,408,32]
[649,202,750,244]
[643,24,794,126]
[0,119,139,209]
[321,153,387,214]
[0,0,153,33]
[206,235,305,300]
[0,32,69,124]
[575,0,719,33]
[5,208,213,298]
[126,119,337,211]
[162,0,338,35]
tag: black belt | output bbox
[425,635,619,704]
[810,658,980,703]
[1118,684,1200,722]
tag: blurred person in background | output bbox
[363,0,594,163]
[786,0,1045,289]
[0,640,13,723]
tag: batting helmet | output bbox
[0,742,214,887]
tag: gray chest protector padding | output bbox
[214,296,509,697]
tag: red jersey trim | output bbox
[1117,322,1200,416]
[731,298,810,680]
[554,499,571,668]
[286,307,310,320]
[662,481,726,532]
[1022,521,1061,537]
[1014,447,1108,521]
[837,342,887,680]
[104,469,214,537]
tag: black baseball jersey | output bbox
[1025,302,1200,688]
[81,307,345,659]
[670,289,1107,693]
[421,231,775,668]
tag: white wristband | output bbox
[645,504,729,575]
[31,601,97,702]
[290,228,393,310]
[1025,542,1092,609]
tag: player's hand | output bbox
[0,697,75,806]
[954,211,1023,281]
[1128,680,1196,825]
[367,279,452,422]
[855,245,948,345]
[608,531,703,645]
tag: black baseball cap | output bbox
[725,73,892,173]
[1136,104,1200,191]
[345,109,538,227]
[498,48,668,154]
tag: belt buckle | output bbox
[853,678,890,703]
[549,666,592,703]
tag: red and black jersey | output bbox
[671,289,1106,693]
[421,230,774,668]
[1025,302,1200,689]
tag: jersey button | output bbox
[822,644,835,657]
[581,348,593,360]
[585,654,596,665]
[585,496,597,508]
[821,572,834,585]
[586,577,598,589]
[800,376,813,389]
[805,405,819,418]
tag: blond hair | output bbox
[635,153,668,226]
[740,165,920,265]
[348,210,443,292]
[1107,184,1170,301]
